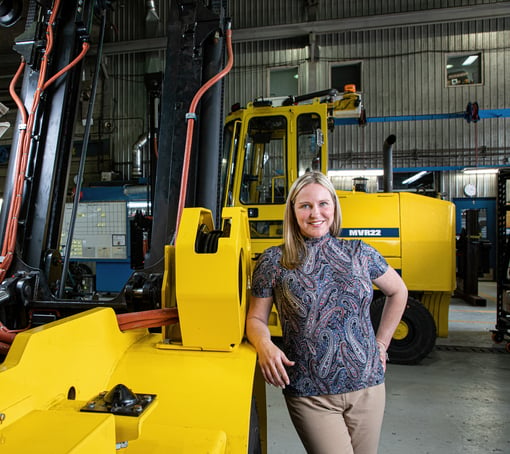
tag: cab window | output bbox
[240,115,287,205]
[297,113,323,177]
[221,120,241,207]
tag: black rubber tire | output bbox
[491,331,504,344]
[370,296,436,365]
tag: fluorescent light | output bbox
[328,169,384,177]
[462,167,498,175]
[401,171,428,185]
[127,201,151,209]
[0,121,9,139]
[462,55,478,66]
[0,101,8,117]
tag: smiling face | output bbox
[293,183,335,238]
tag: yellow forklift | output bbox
[222,93,456,365]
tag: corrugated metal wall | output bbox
[81,0,509,200]
[78,1,165,181]
[224,1,510,199]
[319,19,510,168]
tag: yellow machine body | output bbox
[337,190,456,292]
[172,207,252,351]
[337,190,456,337]
[0,208,264,453]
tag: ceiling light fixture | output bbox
[127,201,152,209]
[462,55,479,66]
[401,171,429,185]
[462,167,498,175]
[0,122,10,140]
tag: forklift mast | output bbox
[146,0,226,268]
[0,0,92,269]
[0,0,229,328]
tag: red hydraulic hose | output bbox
[117,26,234,332]
[0,0,93,287]
[116,308,179,331]
[0,1,77,352]
[8,60,27,123]
[0,319,27,354]
[0,60,29,280]
[43,42,90,91]
[0,342,10,356]
[174,24,233,242]
[0,0,63,282]
[0,324,17,343]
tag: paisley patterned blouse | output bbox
[251,233,388,397]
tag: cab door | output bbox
[223,103,329,254]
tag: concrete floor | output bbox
[264,281,510,453]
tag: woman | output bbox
[247,171,408,454]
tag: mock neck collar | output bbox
[304,232,332,245]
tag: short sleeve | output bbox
[251,247,280,298]
[360,241,388,280]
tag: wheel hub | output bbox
[393,320,409,340]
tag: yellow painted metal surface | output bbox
[225,99,328,217]
[0,409,116,453]
[399,193,456,292]
[337,191,402,259]
[393,321,410,341]
[173,207,252,351]
[0,308,258,453]
[421,291,451,338]
[337,191,456,293]
[257,188,455,337]
[0,207,261,453]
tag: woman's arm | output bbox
[246,295,295,388]
[372,266,408,369]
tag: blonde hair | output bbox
[280,171,342,269]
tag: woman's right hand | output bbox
[256,338,295,388]
[246,295,295,388]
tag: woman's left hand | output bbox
[373,266,408,372]
[377,340,388,371]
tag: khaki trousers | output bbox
[284,383,386,454]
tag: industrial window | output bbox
[297,113,322,177]
[446,52,483,86]
[240,115,287,205]
[221,119,241,207]
[269,67,298,97]
[331,62,362,92]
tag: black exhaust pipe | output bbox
[383,135,396,193]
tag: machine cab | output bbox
[221,97,329,255]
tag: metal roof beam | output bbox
[40,3,510,57]
[232,3,510,43]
